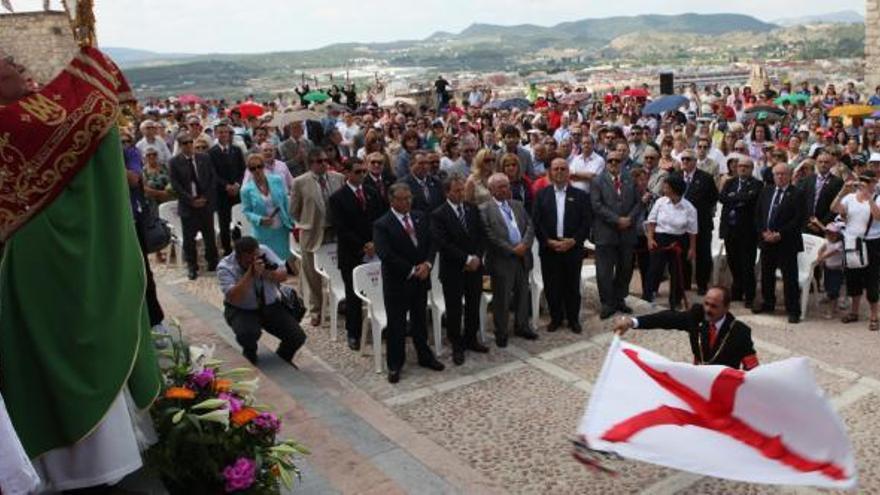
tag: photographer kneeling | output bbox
[218,236,307,366]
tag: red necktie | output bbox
[614,176,622,195]
[708,322,718,348]
[403,214,418,246]
[355,187,366,210]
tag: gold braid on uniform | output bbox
[60,0,96,48]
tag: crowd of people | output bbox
[124,78,880,382]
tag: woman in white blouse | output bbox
[644,175,698,309]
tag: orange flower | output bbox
[271,464,281,477]
[213,378,233,393]
[164,387,196,400]
[231,407,259,426]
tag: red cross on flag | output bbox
[578,337,856,489]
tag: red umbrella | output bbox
[622,88,649,98]
[178,93,204,105]
[234,102,265,119]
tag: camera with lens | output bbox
[258,253,279,271]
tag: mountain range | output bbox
[772,9,864,27]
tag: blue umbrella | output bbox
[642,95,689,115]
[484,100,505,110]
[501,98,531,110]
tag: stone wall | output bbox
[868,0,880,89]
[0,11,78,84]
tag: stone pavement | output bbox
[151,258,880,494]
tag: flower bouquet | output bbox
[146,325,308,494]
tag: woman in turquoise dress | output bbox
[240,153,294,263]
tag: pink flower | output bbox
[252,412,281,433]
[189,368,215,389]
[219,392,243,413]
[222,457,257,493]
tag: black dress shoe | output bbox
[466,341,490,353]
[570,323,583,334]
[419,357,445,371]
[752,304,772,314]
[599,307,616,320]
[788,314,801,324]
[187,267,198,280]
[617,304,633,314]
[242,349,258,365]
[452,349,465,366]
[515,328,539,340]
[495,335,508,348]
[546,321,562,333]
[347,337,361,351]
[388,369,400,384]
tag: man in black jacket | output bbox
[431,176,489,365]
[613,286,760,370]
[532,158,592,333]
[364,151,395,206]
[373,183,445,383]
[403,150,445,213]
[329,159,386,351]
[678,149,719,295]
[800,150,844,235]
[718,157,762,306]
[169,133,219,280]
[209,122,246,255]
[753,164,807,323]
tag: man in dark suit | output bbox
[678,149,719,295]
[364,151,395,206]
[614,286,760,370]
[800,150,844,235]
[209,122,246,255]
[329,158,386,351]
[431,176,489,365]
[532,158,592,333]
[718,157,762,306]
[373,183,445,383]
[591,151,642,319]
[169,132,219,280]
[753,164,807,323]
[403,150,445,213]
[480,173,538,347]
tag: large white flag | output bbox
[578,337,857,489]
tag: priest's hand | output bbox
[613,316,634,336]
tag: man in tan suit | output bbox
[290,149,345,326]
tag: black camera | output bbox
[258,253,279,271]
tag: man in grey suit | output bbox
[590,151,642,319]
[480,173,538,348]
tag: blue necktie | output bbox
[502,202,522,245]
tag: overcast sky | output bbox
[10,0,868,54]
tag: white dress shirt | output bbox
[570,152,605,194]
[554,186,567,238]
[647,196,699,235]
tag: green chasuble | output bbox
[0,126,161,458]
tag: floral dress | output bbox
[143,164,173,219]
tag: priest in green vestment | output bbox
[0,46,161,490]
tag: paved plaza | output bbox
[152,257,880,495]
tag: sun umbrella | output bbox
[641,95,688,115]
[234,102,265,119]
[379,96,417,108]
[268,109,323,128]
[774,94,809,106]
[828,104,877,118]
[303,91,329,103]
[622,88,649,98]
[484,100,505,110]
[501,98,531,110]
[744,105,786,117]
[178,93,204,106]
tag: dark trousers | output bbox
[647,233,689,308]
[341,265,363,340]
[216,200,234,255]
[760,244,800,316]
[134,212,165,326]
[490,258,530,337]
[441,271,483,351]
[541,249,583,325]
[635,236,651,299]
[594,243,634,311]
[384,282,433,371]
[724,231,757,303]
[224,302,307,361]
[181,207,218,270]
[684,228,712,292]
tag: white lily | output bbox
[230,377,260,396]
[217,367,253,380]
[191,398,228,411]
[188,344,216,372]
[194,409,230,429]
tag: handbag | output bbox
[143,214,172,254]
[279,285,306,322]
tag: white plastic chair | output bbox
[353,262,387,373]
[580,263,597,293]
[158,201,184,265]
[797,234,824,318]
[313,243,345,341]
[478,291,492,345]
[428,254,446,356]
[230,203,252,238]
[710,227,726,285]
[530,242,544,329]
[289,234,306,303]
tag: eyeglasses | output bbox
[681,157,695,161]
[180,140,193,145]
[248,165,264,171]
[369,160,384,165]
[644,155,658,160]
[484,158,496,163]
[697,145,709,149]
[352,169,367,175]
[607,159,621,164]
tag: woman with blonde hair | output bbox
[464,148,496,205]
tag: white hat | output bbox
[869,152,880,163]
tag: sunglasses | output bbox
[248,165,264,171]
[369,160,384,165]
[352,169,367,175]
[312,159,330,164]
[681,157,695,161]
[607,159,621,164]
[180,140,193,145]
